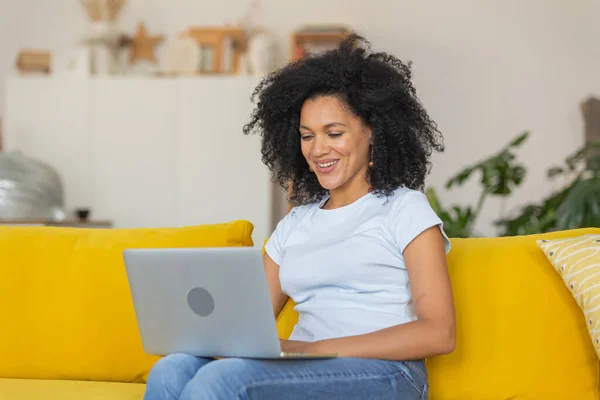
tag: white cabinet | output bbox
[3,76,274,245]
[91,79,180,230]
[176,79,272,239]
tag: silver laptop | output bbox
[122,246,336,360]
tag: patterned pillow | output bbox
[537,234,600,357]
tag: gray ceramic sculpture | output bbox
[0,151,66,221]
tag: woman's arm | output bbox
[264,252,290,318]
[301,226,455,359]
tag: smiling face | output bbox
[299,95,372,203]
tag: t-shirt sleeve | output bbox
[388,190,451,255]
[264,208,295,266]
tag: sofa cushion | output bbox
[538,234,600,359]
[0,378,145,400]
[429,228,600,399]
[275,228,600,399]
[0,220,253,384]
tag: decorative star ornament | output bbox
[129,22,164,64]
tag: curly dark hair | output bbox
[243,33,444,205]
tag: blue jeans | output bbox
[144,353,428,399]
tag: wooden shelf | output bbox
[180,26,246,74]
[293,31,350,41]
[290,26,352,61]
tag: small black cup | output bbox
[75,208,91,222]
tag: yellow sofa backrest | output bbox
[2,222,598,399]
[0,220,254,384]
[276,228,600,400]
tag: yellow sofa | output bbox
[0,222,598,400]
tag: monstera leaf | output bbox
[426,187,474,238]
[556,175,600,229]
[496,140,600,236]
[427,131,530,238]
[445,131,528,194]
[494,188,568,236]
[428,132,599,238]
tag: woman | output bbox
[145,33,455,400]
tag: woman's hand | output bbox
[280,339,319,354]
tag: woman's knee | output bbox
[180,358,260,399]
[144,353,210,400]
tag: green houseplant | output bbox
[426,131,529,238]
[495,139,600,236]
[426,132,600,238]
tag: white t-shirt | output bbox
[265,187,451,342]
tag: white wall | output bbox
[2,0,600,236]
[4,76,274,245]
